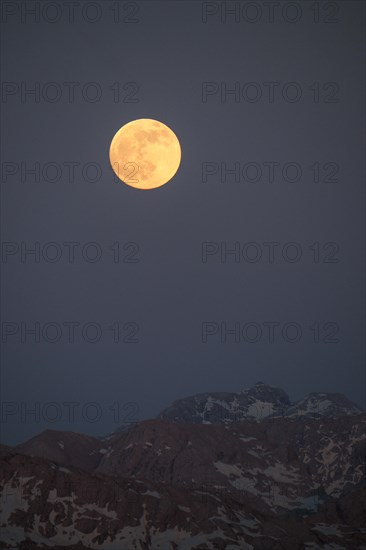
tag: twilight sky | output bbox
[1,0,365,445]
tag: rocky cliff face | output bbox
[1,383,365,549]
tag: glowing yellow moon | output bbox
[109,119,181,190]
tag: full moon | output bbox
[109,119,181,190]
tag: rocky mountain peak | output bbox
[159,382,362,425]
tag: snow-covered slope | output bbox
[284,391,362,419]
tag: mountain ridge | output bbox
[158,381,363,425]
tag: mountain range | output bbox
[1,382,365,549]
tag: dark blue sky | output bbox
[1,0,365,445]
